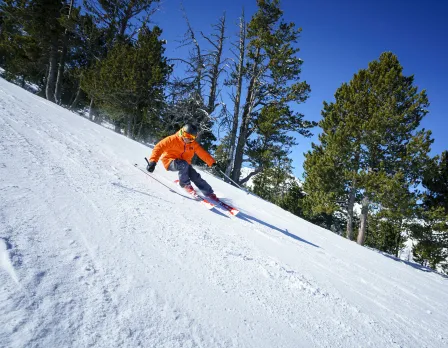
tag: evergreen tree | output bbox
[366,212,409,257]
[82,26,171,139]
[83,0,160,45]
[229,0,315,184]
[54,0,76,105]
[303,52,432,245]
[422,151,448,214]
[214,134,232,166]
[65,11,110,114]
[243,104,307,185]
[410,208,447,272]
[0,0,67,97]
[277,181,305,217]
[0,1,107,108]
[29,0,66,101]
[252,154,294,202]
[410,151,448,272]
[0,1,41,87]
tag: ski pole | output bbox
[216,168,248,193]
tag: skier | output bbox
[146,124,219,199]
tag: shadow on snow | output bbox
[236,212,320,248]
[112,182,320,247]
[380,252,448,278]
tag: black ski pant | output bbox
[168,159,213,195]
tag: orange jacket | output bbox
[149,132,216,170]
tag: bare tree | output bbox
[201,14,227,115]
[166,10,228,142]
[224,9,246,177]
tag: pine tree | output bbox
[252,154,294,202]
[83,0,160,46]
[229,0,315,184]
[66,11,108,112]
[277,181,305,217]
[0,0,67,97]
[243,103,304,184]
[82,26,171,139]
[0,1,41,86]
[410,151,448,272]
[422,151,448,214]
[303,52,432,245]
[54,0,76,105]
[29,0,66,101]
[81,0,161,126]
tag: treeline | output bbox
[253,53,448,274]
[1,0,446,273]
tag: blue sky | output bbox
[152,0,447,178]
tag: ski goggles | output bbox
[180,129,196,140]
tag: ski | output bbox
[134,163,238,213]
[217,200,239,216]
[134,164,214,209]
[173,180,215,209]
[209,197,240,216]
[174,180,240,216]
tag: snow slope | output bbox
[1,78,447,348]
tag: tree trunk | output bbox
[206,14,226,115]
[231,106,249,183]
[46,39,59,102]
[56,0,74,104]
[357,195,370,245]
[394,220,403,257]
[88,98,95,121]
[126,114,135,138]
[346,185,356,240]
[119,2,133,38]
[114,120,121,133]
[94,113,103,124]
[231,47,261,183]
[54,32,68,104]
[54,33,68,105]
[137,119,143,139]
[70,83,82,110]
[226,11,245,177]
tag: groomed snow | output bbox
[1,78,447,347]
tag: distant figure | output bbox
[146,124,219,200]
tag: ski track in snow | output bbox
[1,78,447,348]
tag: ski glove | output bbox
[211,162,221,171]
[146,161,156,173]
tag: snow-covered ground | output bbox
[1,78,447,348]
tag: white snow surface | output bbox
[0,78,447,348]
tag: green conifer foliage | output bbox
[303,52,432,245]
[82,26,171,139]
[230,0,315,183]
[252,155,293,202]
[0,0,65,92]
[410,151,448,273]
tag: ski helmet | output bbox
[182,123,198,136]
